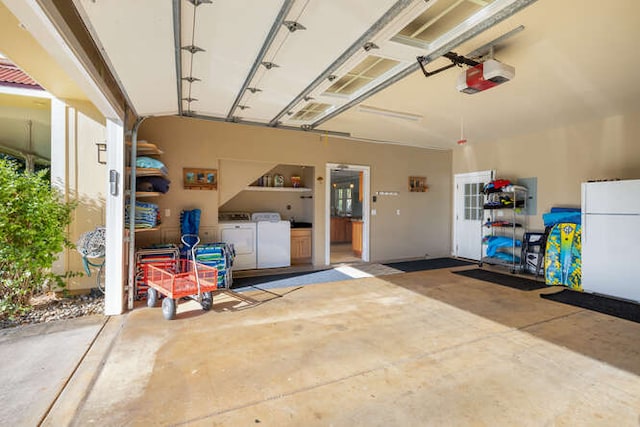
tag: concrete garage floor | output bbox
[24,268,640,425]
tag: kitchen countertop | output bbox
[291,222,312,229]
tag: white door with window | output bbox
[453,170,493,261]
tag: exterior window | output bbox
[292,102,332,121]
[335,186,353,215]
[324,56,400,95]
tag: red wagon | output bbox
[145,236,218,320]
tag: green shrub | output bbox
[0,158,76,319]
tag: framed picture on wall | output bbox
[409,176,428,192]
[184,168,217,190]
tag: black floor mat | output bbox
[541,289,640,324]
[231,269,351,290]
[384,257,474,272]
[452,268,546,291]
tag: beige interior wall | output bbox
[453,111,640,231]
[218,158,277,206]
[138,116,452,264]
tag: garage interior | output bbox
[0,0,639,425]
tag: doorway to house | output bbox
[325,163,370,265]
[453,170,494,261]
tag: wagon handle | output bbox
[181,234,202,297]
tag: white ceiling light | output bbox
[357,105,422,121]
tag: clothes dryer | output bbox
[252,212,291,269]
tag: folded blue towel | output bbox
[136,156,166,169]
[125,201,159,228]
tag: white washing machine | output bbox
[217,212,256,270]
[252,212,291,269]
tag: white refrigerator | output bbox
[581,179,640,302]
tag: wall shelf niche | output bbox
[244,186,312,192]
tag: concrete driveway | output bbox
[4,267,640,426]
[0,315,106,426]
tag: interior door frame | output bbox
[452,170,494,259]
[325,163,370,264]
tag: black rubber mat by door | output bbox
[541,289,640,324]
[452,268,546,291]
[384,258,474,272]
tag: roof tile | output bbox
[0,58,43,89]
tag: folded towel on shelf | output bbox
[136,176,171,193]
[125,201,159,228]
[136,156,168,175]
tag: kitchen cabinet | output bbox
[291,228,312,264]
[351,220,363,257]
[330,217,352,243]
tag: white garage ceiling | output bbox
[69,0,640,149]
